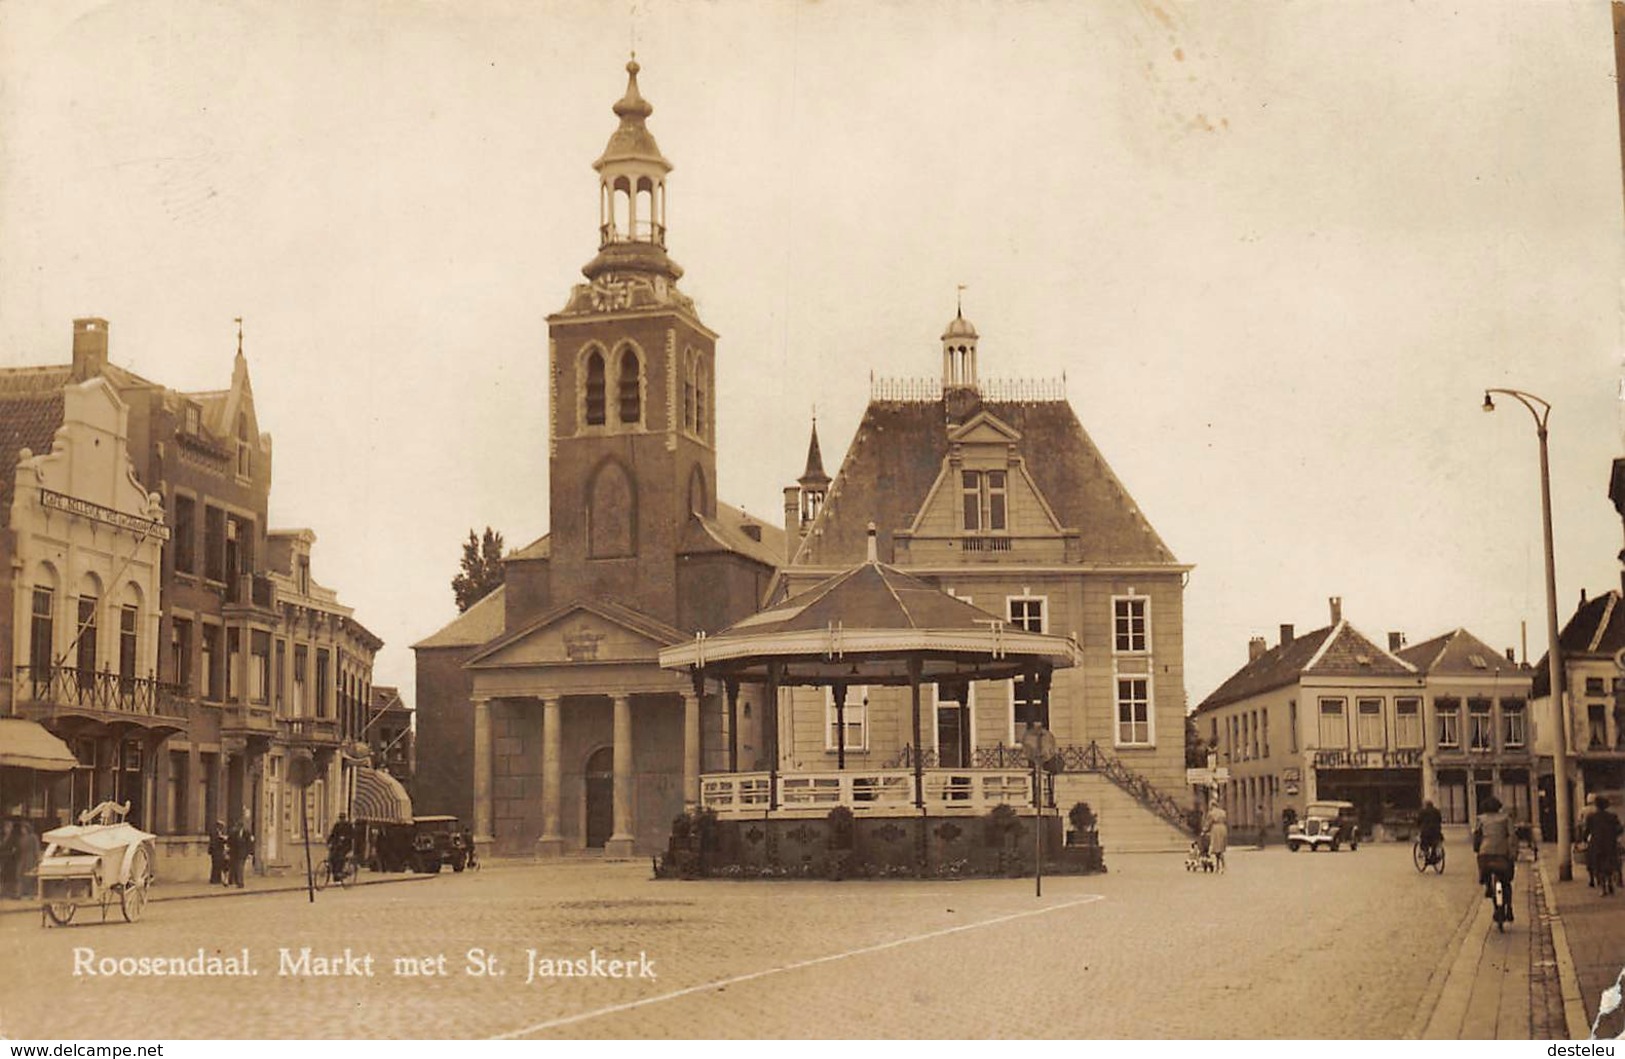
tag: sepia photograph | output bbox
[0,0,1622,1044]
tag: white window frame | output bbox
[960,469,1009,533]
[1502,701,1526,749]
[1007,676,1047,744]
[1318,697,1348,749]
[1468,698,1494,752]
[1356,697,1385,749]
[1005,594,1047,634]
[1112,595,1150,654]
[1114,674,1153,747]
[1395,697,1422,749]
[1436,700,1460,749]
[930,682,977,760]
[824,685,868,753]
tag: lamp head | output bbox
[1482,393,1496,413]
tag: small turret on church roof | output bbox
[799,416,830,489]
[595,58,671,172]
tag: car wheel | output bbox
[1288,840,1301,852]
[1330,838,1341,852]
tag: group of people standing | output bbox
[0,819,41,899]
[207,816,255,888]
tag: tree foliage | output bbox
[452,527,505,613]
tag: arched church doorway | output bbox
[585,746,614,849]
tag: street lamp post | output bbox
[1483,388,1572,881]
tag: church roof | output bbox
[680,501,786,568]
[411,585,509,650]
[794,397,1177,567]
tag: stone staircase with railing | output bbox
[892,740,1195,853]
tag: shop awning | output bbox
[0,718,79,772]
[353,766,412,824]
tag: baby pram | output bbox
[1185,833,1216,872]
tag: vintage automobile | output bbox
[1286,800,1361,852]
[408,815,468,873]
[37,801,157,926]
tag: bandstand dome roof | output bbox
[659,547,1076,686]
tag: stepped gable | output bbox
[1198,626,1335,711]
[797,395,1176,567]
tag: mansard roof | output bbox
[794,396,1177,567]
[1197,621,1416,711]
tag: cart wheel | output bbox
[315,863,331,891]
[44,901,76,926]
[120,881,147,923]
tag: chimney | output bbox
[1279,623,1295,646]
[782,487,800,561]
[1248,636,1268,662]
[1329,596,1343,625]
[1505,647,1516,664]
[72,318,109,381]
[1388,631,1406,652]
[866,521,878,563]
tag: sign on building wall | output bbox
[40,488,171,540]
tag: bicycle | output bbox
[1483,861,1514,931]
[1412,836,1445,874]
[315,852,358,891]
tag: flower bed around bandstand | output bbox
[653,804,1106,880]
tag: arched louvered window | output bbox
[618,347,642,424]
[584,352,606,426]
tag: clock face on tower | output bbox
[589,276,632,312]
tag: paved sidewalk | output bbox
[1419,860,1534,1039]
[1542,861,1625,1040]
[0,867,433,917]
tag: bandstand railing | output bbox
[699,767,1032,819]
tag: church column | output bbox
[536,697,563,858]
[472,697,493,844]
[682,688,701,809]
[606,695,635,858]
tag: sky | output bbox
[1,0,1621,712]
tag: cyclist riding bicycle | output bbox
[326,811,355,881]
[1418,799,1443,860]
[1472,796,1515,922]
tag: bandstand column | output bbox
[725,680,740,772]
[606,695,635,858]
[472,696,493,844]
[682,689,701,809]
[536,697,563,858]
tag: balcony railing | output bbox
[700,767,1033,819]
[16,664,185,718]
[279,716,341,746]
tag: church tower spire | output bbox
[584,57,681,283]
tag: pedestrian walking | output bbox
[227,814,254,888]
[16,821,39,900]
[1589,797,1621,898]
[1206,805,1229,873]
[208,820,228,885]
[0,820,19,899]
[1254,803,1267,848]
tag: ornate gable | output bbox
[465,600,685,670]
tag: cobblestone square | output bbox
[0,844,1483,1039]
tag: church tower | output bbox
[545,59,719,623]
